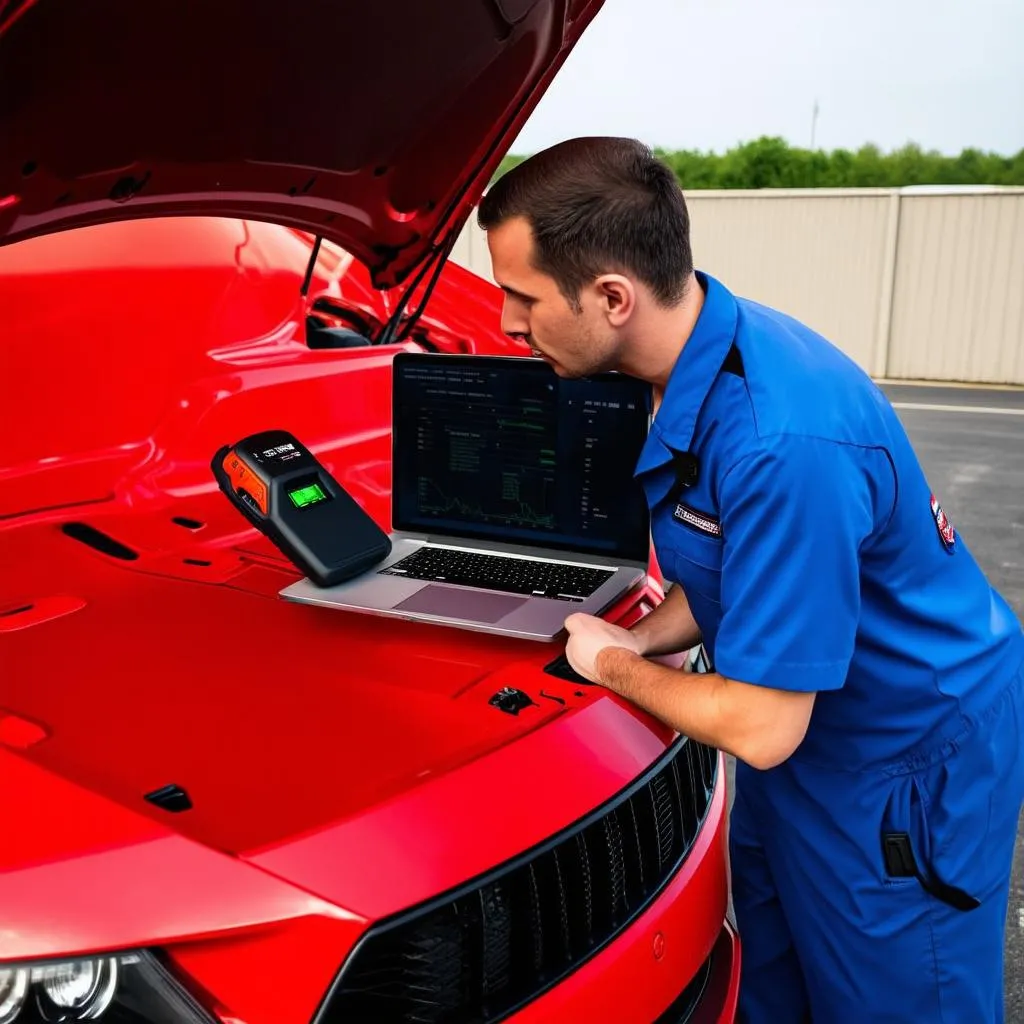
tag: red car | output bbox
[0,2,739,1023]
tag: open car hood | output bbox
[0,0,603,287]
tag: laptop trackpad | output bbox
[395,585,528,623]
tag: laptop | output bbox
[279,352,653,641]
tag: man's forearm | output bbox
[596,646,727,751]
[594,647,814,770]
[631,585,701,657]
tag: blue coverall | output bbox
[635,272,1024,1022]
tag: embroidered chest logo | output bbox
[930,494,956,553]
[673,502,722,538]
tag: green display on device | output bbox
[288,482,328,509]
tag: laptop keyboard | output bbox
[380,547,614,602]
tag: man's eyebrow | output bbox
[500,284,538,302]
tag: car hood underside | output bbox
[0,0,604,287]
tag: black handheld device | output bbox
[212,429,391,587]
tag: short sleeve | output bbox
[713,436,882,693]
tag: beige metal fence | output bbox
[453,187,1024,385]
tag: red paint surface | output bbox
[0,213,734,1020]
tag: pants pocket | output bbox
[880,773,927,891]
[879,678,1024,913]
[880,773,981,911]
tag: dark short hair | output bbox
[478,137,692,309]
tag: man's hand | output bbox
[564,612,644,683]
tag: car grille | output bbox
[315,737,718,1024]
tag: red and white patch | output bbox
[930,494,956,552]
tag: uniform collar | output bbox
[635,271,739,477]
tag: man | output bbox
[478,137,1024,1023]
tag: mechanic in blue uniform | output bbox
[480,136,1024,1022]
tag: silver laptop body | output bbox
[280,353,653,641]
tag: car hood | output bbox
[0,0,603,288]
[0,529,574,860]
[2,495,664,919]
[1,215,668,885]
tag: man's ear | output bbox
[593,274,636,326]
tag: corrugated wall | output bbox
[452,188,1024,385]
[887,193,1024,384]
[685,190,896,375]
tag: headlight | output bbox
[0,951,215,1024]
[0,968,29,1024]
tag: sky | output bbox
[511,0,1024,157]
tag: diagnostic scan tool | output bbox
[212,429,391,587]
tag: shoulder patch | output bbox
[930,494,956,553]
[673,502,722,538]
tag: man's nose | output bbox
[500,300,529,340]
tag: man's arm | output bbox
[564,613,814,770]
[599,646,814,770]
[630,584,701,657]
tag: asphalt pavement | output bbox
[724,383,1024,1019]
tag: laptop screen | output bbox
[391,353,652,562]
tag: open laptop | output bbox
[279,352,653,640]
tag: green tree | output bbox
[492,139,1024,190]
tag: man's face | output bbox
[486,217,621,378]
